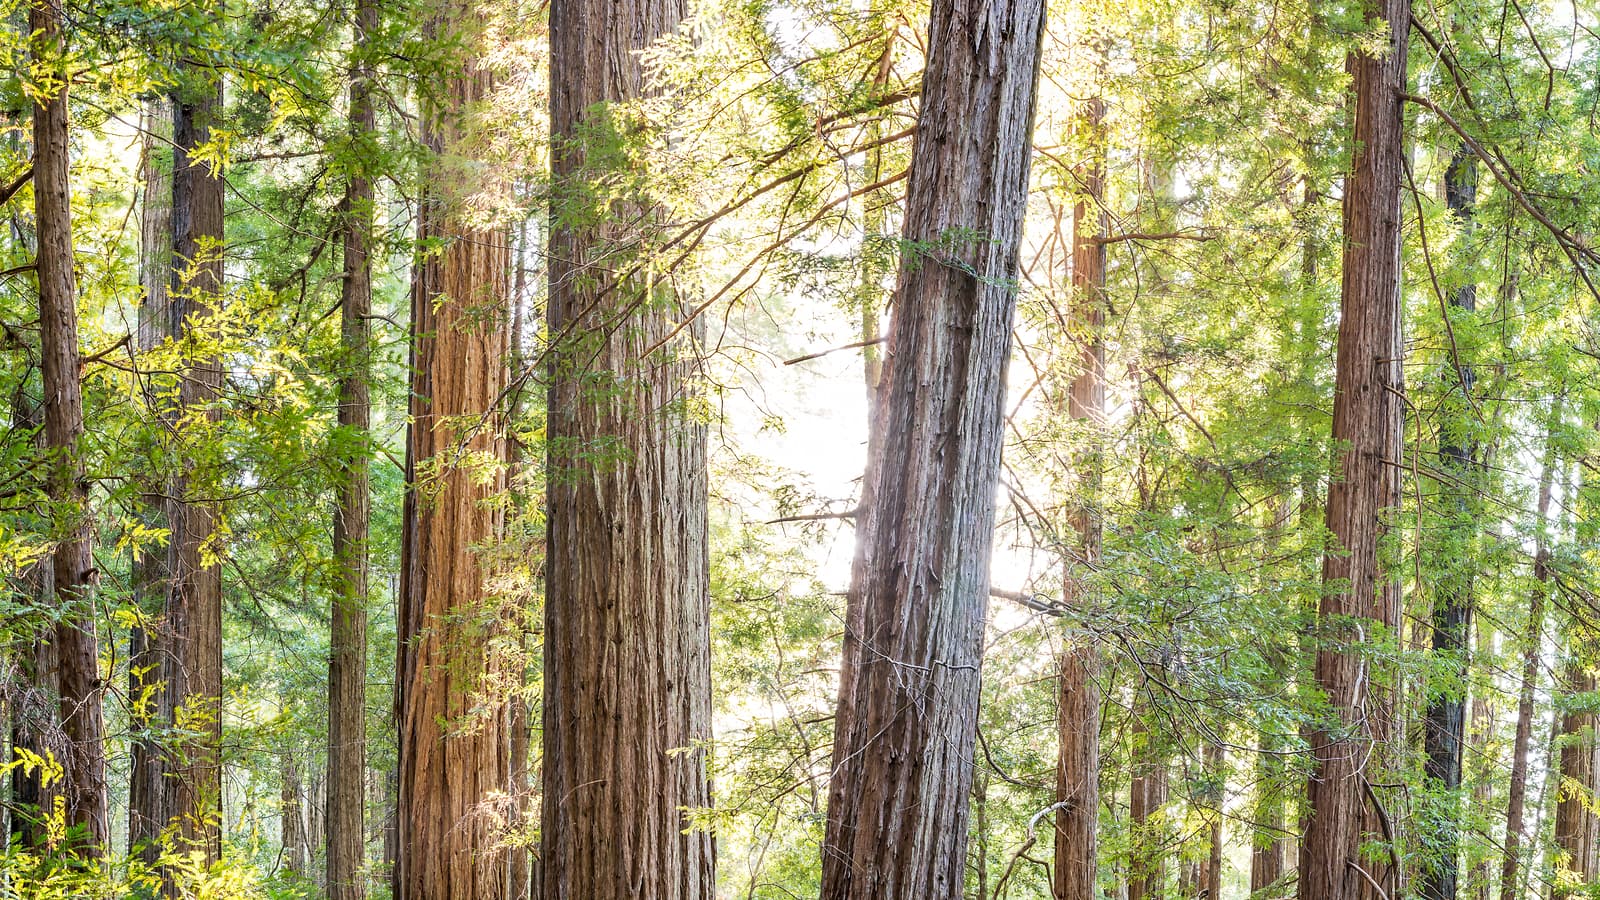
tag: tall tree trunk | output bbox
[1300,0,1408,895]
[396,9,512,898]
[128,96,172,864]
[816,3,1046,898]
[1501,396,1562,900]
[1419,142,1479,900]
[539,2,714,899]
[327,0,375,895]
[30,0,107,850]
[1054,86,1107,900]
[161,62,227,871]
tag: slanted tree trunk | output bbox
[161,63,227,871]
[30,0,107,850]
[327,0,375,895]
[817,2,1046,897]
[1300,0,1408,894]
[1420,142,1479,900]
[396,8,512,898]
[128,96,172,864]
[539,2,714,899]
[1054,77,1108,900]
[1501,397,1562,900]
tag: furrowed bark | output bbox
[1300,0,1408,895]
[327,0,375,894]
[161,61,227,873]
[540,1,715,898]
[30,0,107,850]
[396,8,512,897]
[818,2,1047,897]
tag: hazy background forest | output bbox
[2,0,1599,896]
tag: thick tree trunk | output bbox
[128,96,172,864]
[1419,142,1479,900]
[539,2,714,900]
[1501,399,1561,900]
[396,12,512,898]
[160,65,227,871]
[30,0,107,850]
[1054,89,1107,900]
[327,0,375,895]
[1300,0,1408,896]
[818,3,1046,897]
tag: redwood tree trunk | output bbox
[1419,143,1479,900]
[1500,398,1561,900]
[817,2,1047,897]
[31,0,107,850]
[1054,89,1107,900]
[396,12,512,898]
[539,2,715,899]
[1300,0,1408,895]
[1556,660,1599,896]
[1128,688,1167,900]
[161,65,227,870]
[128,96,171,864]
[327,0,374,894]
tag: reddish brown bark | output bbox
[1054,88,1107,900]
[396,13,512,897]
[327,0,375,894]
[29,0,107,850]
[1299,0,1408,895]
[818,2,1047,897]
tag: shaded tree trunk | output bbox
[1555,660,1599,896]
[539,2,713,900]
[1053,79,1108,900]
[327,0,375,895]
[159,63,228,871]
[1128,687,1167,900]
[30,0,106,850]
[1419,142,1479,900]
[283,749,308,876]
[396,10,512,898]
[1300,0,1408,895]
[816,2,1046,898]
[1202,741,1225,900]
[1501,397,1562,900]
[128,96,172,864]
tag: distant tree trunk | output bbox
[128,96,172,864]
[1054,86,1107,900]
[283,749,308,876]
[327,0,375,895]
[1128,687,1167,900]
[396,8,512,898]
[1300,0,1408,894]
[1202,741,1225,900]
[539,1,715,899]
[816,1,1046,897]
[161,63,227,870]
[1555,660,1599,896]
[1501,397,1562,900]
[1419,142,1479,900]
[30,0,107,850]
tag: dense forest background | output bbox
[2,0,1600,896]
